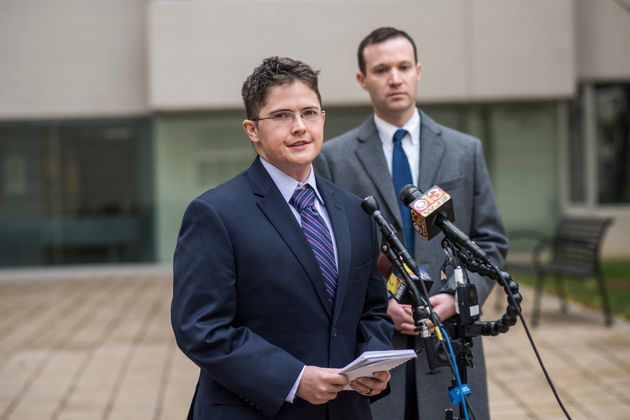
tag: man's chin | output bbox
[382,97,411,109]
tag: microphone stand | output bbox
[438,237,523,420]
[362,196,522,419]
[380,242,434,328]
[383,238,471,420]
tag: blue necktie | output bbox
[392,128,415,257]
[290,185,338,308]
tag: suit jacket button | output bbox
[331,328,338,337]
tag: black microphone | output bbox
[377,252,432,302]
[361,196,419,274]
[399,184,489,262]
[362,196,433,318]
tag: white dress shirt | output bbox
[374,108,421,184]
[259,157,339,403]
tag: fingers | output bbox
[387,302,417,333]
[399,321,420,335]
[297,366,349,405]
[350,370,391,396]
[371,370,391,383]
[402,304,414,316]
[429,293,456,322]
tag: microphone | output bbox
[361,196,418,274]
[399,185,489,262]
[377,253,432,302]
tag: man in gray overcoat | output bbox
[314,27,508,420]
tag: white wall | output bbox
[2,0,629,117]
[576,0,630,81]
[148,0,576,111]
[0,0,149,119]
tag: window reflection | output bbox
[0,118,153,267]
[596,84,630,204]
[568,83,630,206]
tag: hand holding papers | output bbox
[339,349,416,390]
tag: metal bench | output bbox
[506,216,614,326]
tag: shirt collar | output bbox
[259,157,324,205]
[374,108,421,146]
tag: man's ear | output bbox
[416,62,422,82]
[242,119,259,144]
[356,71,368,91]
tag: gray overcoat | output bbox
[314,110,508,420]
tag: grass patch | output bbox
[510,259,630,321]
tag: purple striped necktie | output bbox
[290,185,337,308]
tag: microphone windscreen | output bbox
[399,184,422,206]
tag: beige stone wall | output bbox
[0,0,148,119]
[148,0,577,110]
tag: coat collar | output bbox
[354,110,447,227]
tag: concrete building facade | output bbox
[1,0,629,266]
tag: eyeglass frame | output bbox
[250,109,326,125]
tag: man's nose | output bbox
[389,69,402,84]
[291,114,307,131]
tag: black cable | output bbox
[463,394,477,420]
[486,263,572,419]
[445,243,573,418]
[515,305,573,420]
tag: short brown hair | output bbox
[357,27,418,74]
[241,56,322,120]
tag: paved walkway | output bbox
[0,265,628,419]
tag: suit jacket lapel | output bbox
[355,118,403,229]
[418,111,446,191]
[247,158,333,317]
[414,111,447,263]
[316,179,351,323]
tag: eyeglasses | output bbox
[252,109,325,126]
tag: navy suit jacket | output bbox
[172,157,394,420]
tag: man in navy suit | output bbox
[172,56,394,420]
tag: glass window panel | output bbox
[568,85,587,203]
[0,124,49,266]
[595,83,630,204]
[0,118,153,267]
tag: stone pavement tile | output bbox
[582,400,630,420]
[600,376,630,388]
[57,409,104,420]
[106,407,157,420]
[0,281,105,369]
[0,282,59,340]
[59,345,128,416]
[0,350,47,406]
[8,283,153,419]
[159,345,197,420]
[491,411,541,420]
[484,285,630,420]
[7,350,86,420]
[1,271,627,420]
[5,406,60,420]
[23,281,117,349]
[488,396,532,413]
[107,344,168,418]
[561,379,621,399]
[65,278,170,420]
